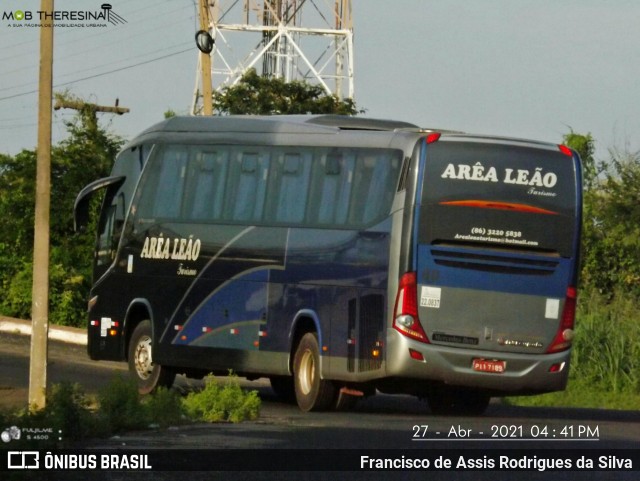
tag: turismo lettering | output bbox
[441,163,558,188]
[140,236,201,261]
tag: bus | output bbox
[74,115,582,415]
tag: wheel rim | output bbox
[298,349,315,395]
[133,335,154,380]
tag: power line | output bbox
[0,47,193,102]
[0,38,194,92]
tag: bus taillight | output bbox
[546,287,577,353]
[558,144,573,157]
[393,272,430,343]
[425,132,441,144]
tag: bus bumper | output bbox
[385,329,571,395]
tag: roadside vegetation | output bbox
[0,373,260,448]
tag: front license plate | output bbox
[472,359,506,374]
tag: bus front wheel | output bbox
[127,320,176,395]
[293,333,336,411]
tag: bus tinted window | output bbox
[134,144,402,229]
[143,147,188,218]
[419,141,578,257]
[185,150,229,220]
[271,152,313,223]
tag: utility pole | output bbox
[53,98,130,116]
[29,0,54,411]
[199,0,213,115]
[54,98,130,133]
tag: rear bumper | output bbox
[385,329,570,395]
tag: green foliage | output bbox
[212,68,362,115]
[43,382,95,441]
[563,130,597,189]
[1,260,33,319]
[182,373,261,423]
[571,290,640,394]
[562,131,640,299]
[0,150,37,250]
[0,95,123,326]
[96,375,148,434]
[144,387,185,428]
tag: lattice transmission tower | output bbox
[192,0,354,115]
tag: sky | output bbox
[1,0,639,162]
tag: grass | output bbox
[507,289,640,409]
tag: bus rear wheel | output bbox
[293,333,336,411]
[128,320,176,395]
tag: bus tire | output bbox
[427,388,490,416]
[128,320,176,395]
[293,332,336,411]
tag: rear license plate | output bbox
[472,359,506,374]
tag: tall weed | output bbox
[571,290,640,394]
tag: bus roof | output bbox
[137,115,419,136]
[124,115,566,155]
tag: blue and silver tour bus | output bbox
[75,115,582,414]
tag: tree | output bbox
[212,69,362,115]
[0,103,123,325]
[563,130,597,190]
[597,146,640,296]
[564,130,640,298]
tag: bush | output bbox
[96,375,148,434]
[144,387,185,428]
[44,382,95,441]
[183,373,261,423]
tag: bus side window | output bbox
[154,148,187,218]
[227,151,270,222]
[351,154,399,224]
[186,151,229,221]
[270,152,312,223]
[311,152,354,225]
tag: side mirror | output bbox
[74,175,125,232]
